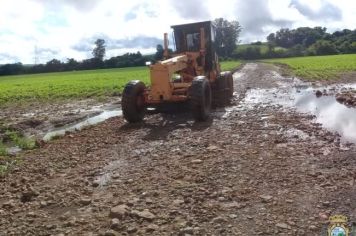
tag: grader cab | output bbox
[122,21,234,122]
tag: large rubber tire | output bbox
[215,73,228,106]
[225,72,234,98]
[218,71,234,105]
[122,80,146,123]
[189,76,212,121]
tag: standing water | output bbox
[245,84,356,143]
[43,109,122,141]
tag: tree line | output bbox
[234,27,356,60]
[0,40,154,76]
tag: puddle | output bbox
[43,109,122,141]
[244,84,356,143]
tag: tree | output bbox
[92,39,106,61]
[308,40,338,55]
[214,18,242,58]
[65,58,79,71]
[45,59,62,72]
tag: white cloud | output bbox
[0,0,354,64]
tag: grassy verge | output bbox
[0,129,36,176]
[263,54,356,80]
[220,60,242,71]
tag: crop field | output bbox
[0,61,241,106]
[264,54,356,80]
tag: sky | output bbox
[0,0,355,64]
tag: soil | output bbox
[1,63,356,235]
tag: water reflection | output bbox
[245,85,356,143]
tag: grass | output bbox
[220,60,242,71]
[0,157,19,176]
[264,54,356,80]
[0,129,36,175]
[5,130,37,150]
[0,61,241,106]
[0,67,150,106]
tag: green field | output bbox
[220,60,242,71]
[264,54,356,80]
[0,61,241,106]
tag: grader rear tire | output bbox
[122,80,146,123]
[219,71,234,105]
[226,72,234,98]
[190,76,212,121]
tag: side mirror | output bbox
[145,61,152,66]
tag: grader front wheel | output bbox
[190,76,212,121]
[122,80,146,123]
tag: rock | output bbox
[145,198,153,204]
[109,204,129,219]
[309,225,317,230]
[80,198,92,206]
[318,212,328,220]
[179,227,194,235]
[104,230,120,236]
[276,223,291,229]
[127,226,137,233]
[315,90,322,97]
[191,159,203,164]
[127,197,140,206]
[259,195,273,202]
[218,196,226,202]
[221,201,244,209]
[20,189,39,203]
[110,218,121,230]
[2,200,15,209]
[27,211,36,217]
[40,201,47,207]
[229,214,238,219]
[211,216,227,224]
[131,209,156,221]
[206,145,219,151]
[92,180,100,187]
[146,224,159,232]
[173,199,185,205]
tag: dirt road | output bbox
[1,63,356,235]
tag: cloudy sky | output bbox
[0,0,355,64]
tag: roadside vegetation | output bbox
[0,124,36,175]
[264,54,356,80]
[220,60,242,71]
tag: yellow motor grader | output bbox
[122,21,234,122]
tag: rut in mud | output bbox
[1,63,356,236]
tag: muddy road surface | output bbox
[1,63,356,235]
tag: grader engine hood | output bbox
[148,55,188,102]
